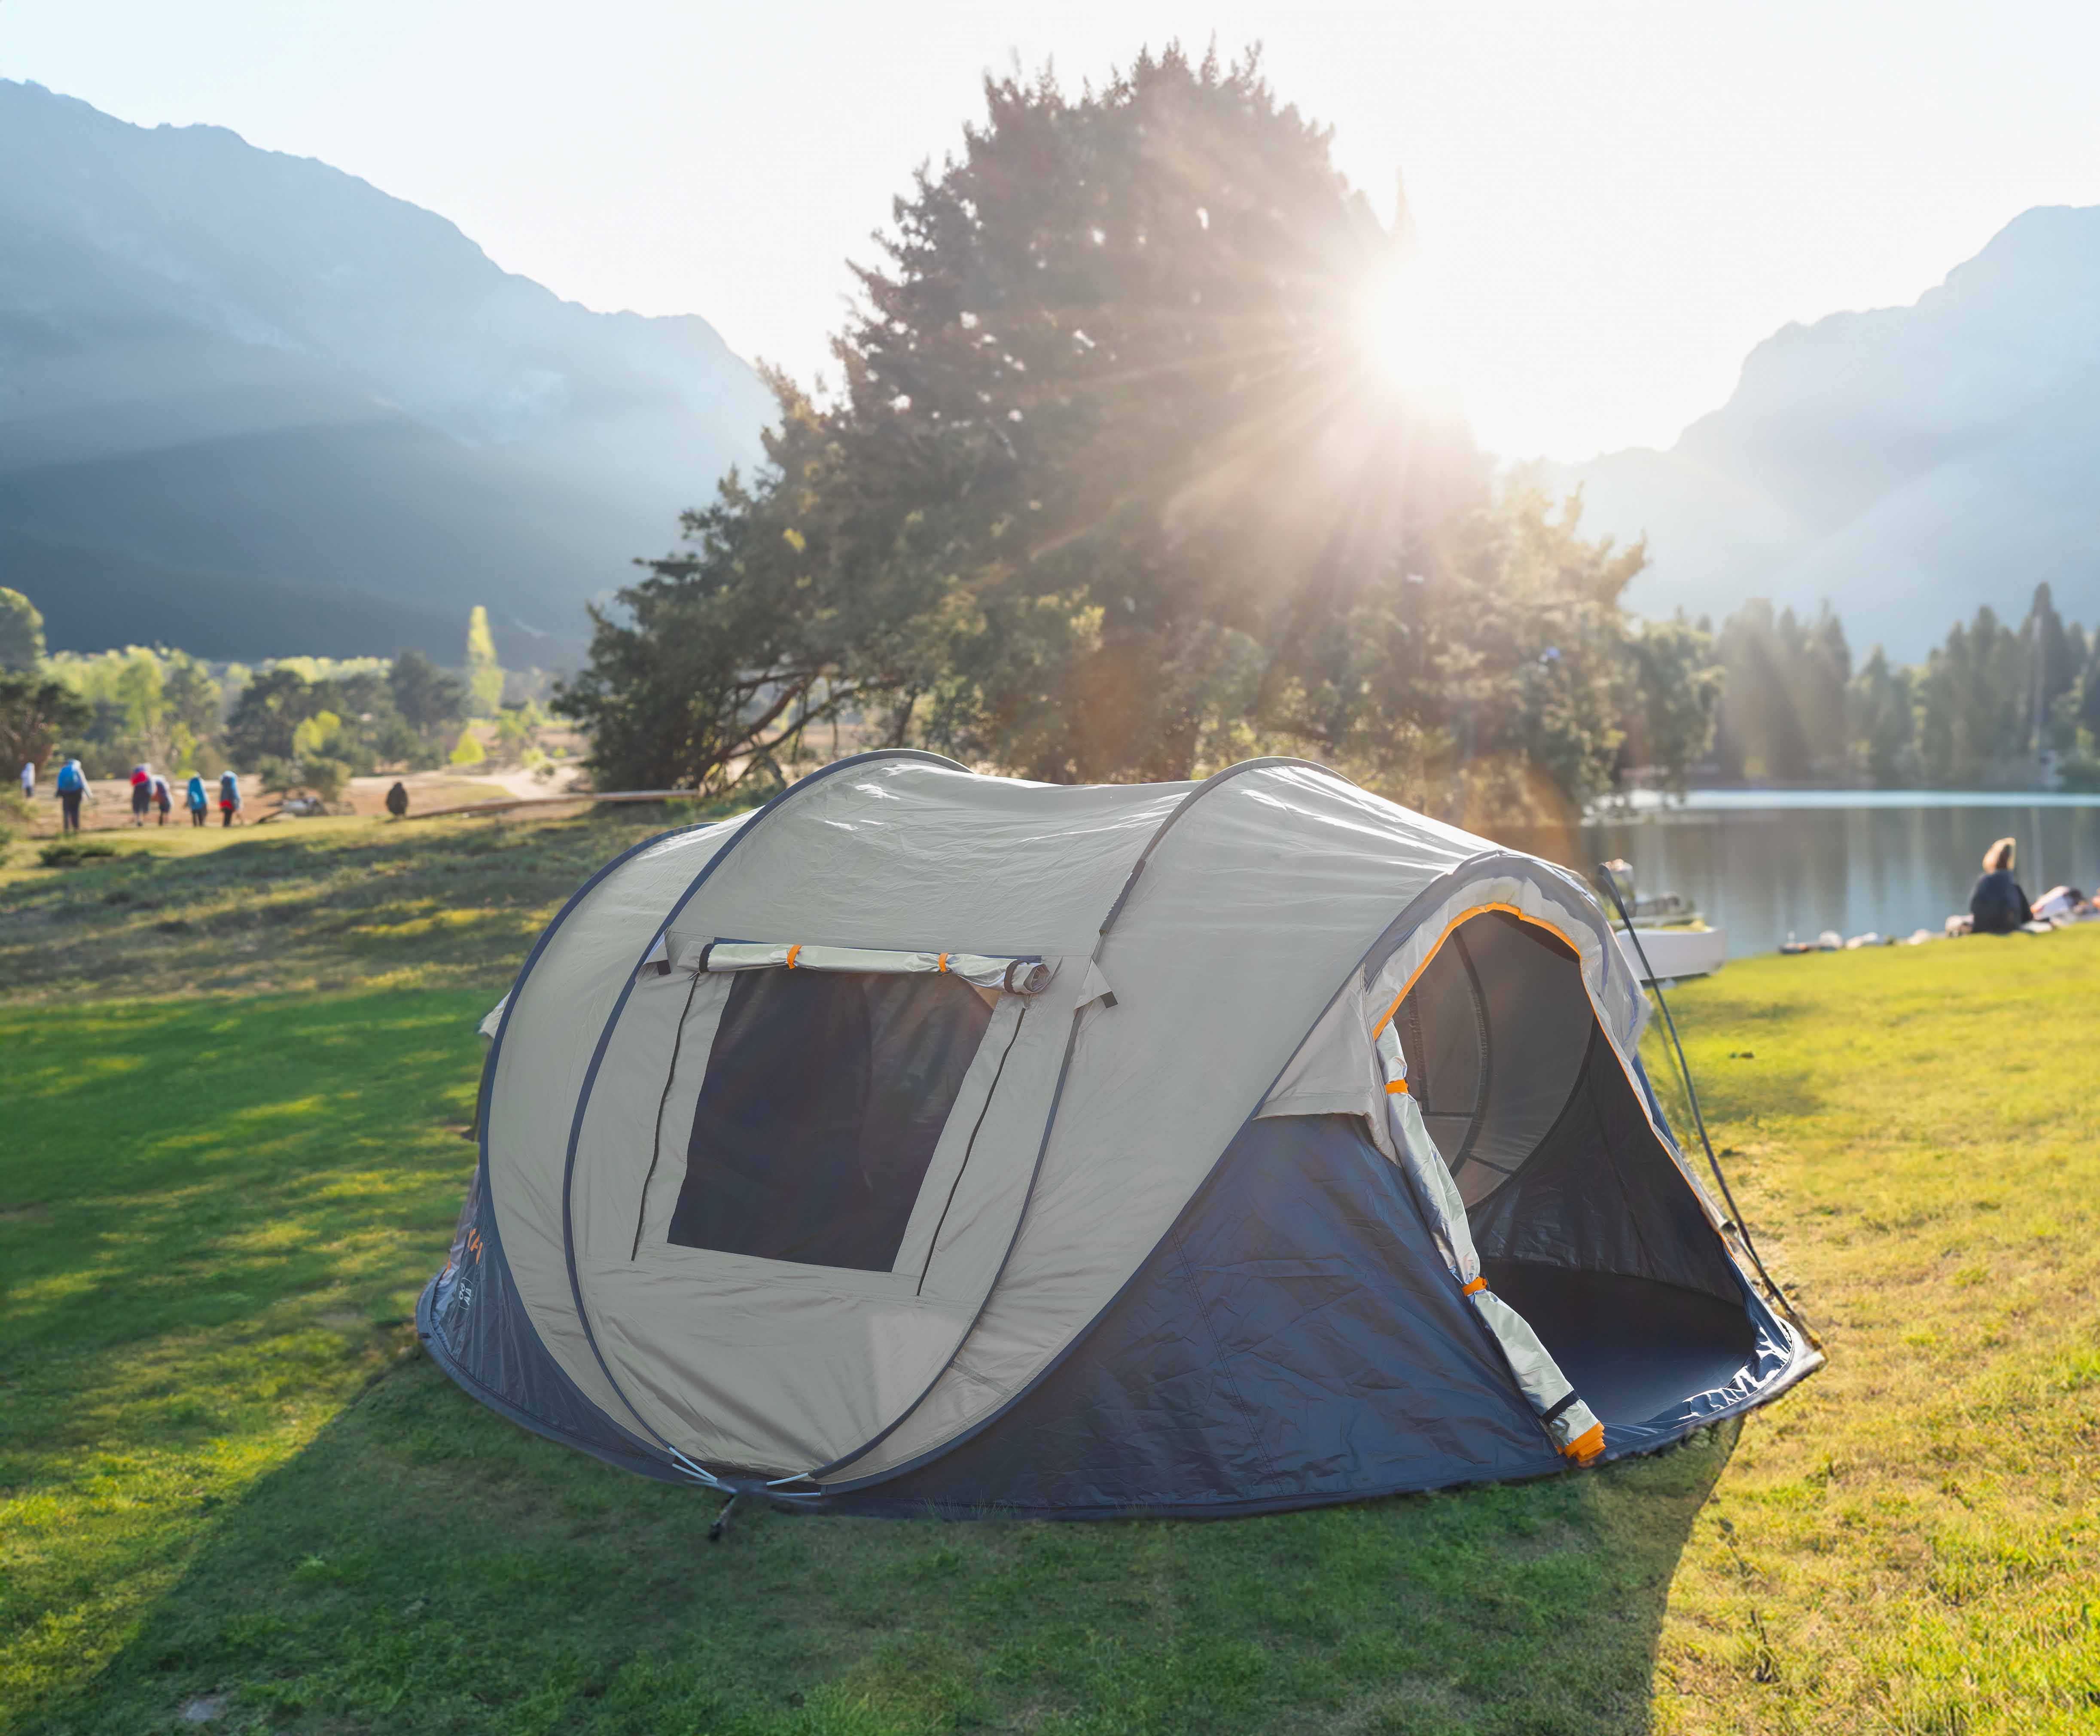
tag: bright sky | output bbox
[8,0,2098,461]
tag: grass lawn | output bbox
[2,815,2096,1734]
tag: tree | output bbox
[1915,607,2028,785]
[464,607,504,715]
[561,47,1711,816]
[225,668,319,763]
[2018,582,2079,754]
[1847,647,1917,785]
[1280,481,1655,821]
[0,673,92,772]
[1619,612,1724,797]
[388,650,468,741]
[493,700,544,765]
[837,47,1477,781]
[1710,601,1849,783]
[557,377,947,793]
[0,589,45,672]
[564,48,1485,794]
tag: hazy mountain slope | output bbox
[0,79,775,661]
[1566,205,2100,660]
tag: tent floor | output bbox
[1481,1259,1758,1429]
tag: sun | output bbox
[1367,262,1437,390]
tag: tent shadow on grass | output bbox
[41,1352,1739,1736]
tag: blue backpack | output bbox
[56,763,83,794]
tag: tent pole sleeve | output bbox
[1386,1075,1605,1466]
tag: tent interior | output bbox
[1393,910,1759,1434]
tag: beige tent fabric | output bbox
[483,815,753,1436]
[569,956,1075,1471]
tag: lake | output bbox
[1557,791,2100,960]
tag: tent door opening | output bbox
[1393,909,1756,1431]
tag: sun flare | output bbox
[1367,263,1439,390]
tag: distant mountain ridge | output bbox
[1561,204,2100,662]
[0,79,774,662]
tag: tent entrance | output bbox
[1393,909,1757,1431]
[1478,1261,1754,1425]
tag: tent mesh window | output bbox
[667,968,993,1270]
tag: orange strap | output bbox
[1462,1276,1487,1294]
[1385,1078,1409,1095]
[784,943,802,969]
[937,952,949,973]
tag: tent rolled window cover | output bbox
[692,940,1052,996]
[425,752,1820,1519]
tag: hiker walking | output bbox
[217,769,242,827]
[186,772,209,828]
[129,763,152,827]
[385,779,410,819]
[151,774,174,826]
[55,758,91,834]
[18,760,32,801]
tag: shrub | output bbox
[297,755,353,805]
[39,839,118,867]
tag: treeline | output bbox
[1707,587,2100,789]
[555,50,1721,827]
[0,594,557,803]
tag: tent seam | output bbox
[630,964,707,1260]
[917,1003,1029,1296]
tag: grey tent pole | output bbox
[1594,866,1813,1338]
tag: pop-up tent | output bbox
[420,754,1818,1517]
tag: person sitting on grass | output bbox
[186,772,209,827]
[385,779,410,819]
[1968,837,2033,935]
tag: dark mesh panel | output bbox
[1466,1034,1743,1302]
[667,969,991,1270]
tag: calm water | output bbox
[1552,793,2100,959]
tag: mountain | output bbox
[0,79,776,663]
[1563,205,2100,662]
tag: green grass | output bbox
[0,809,682,1001]
[2,820,2096,1734]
